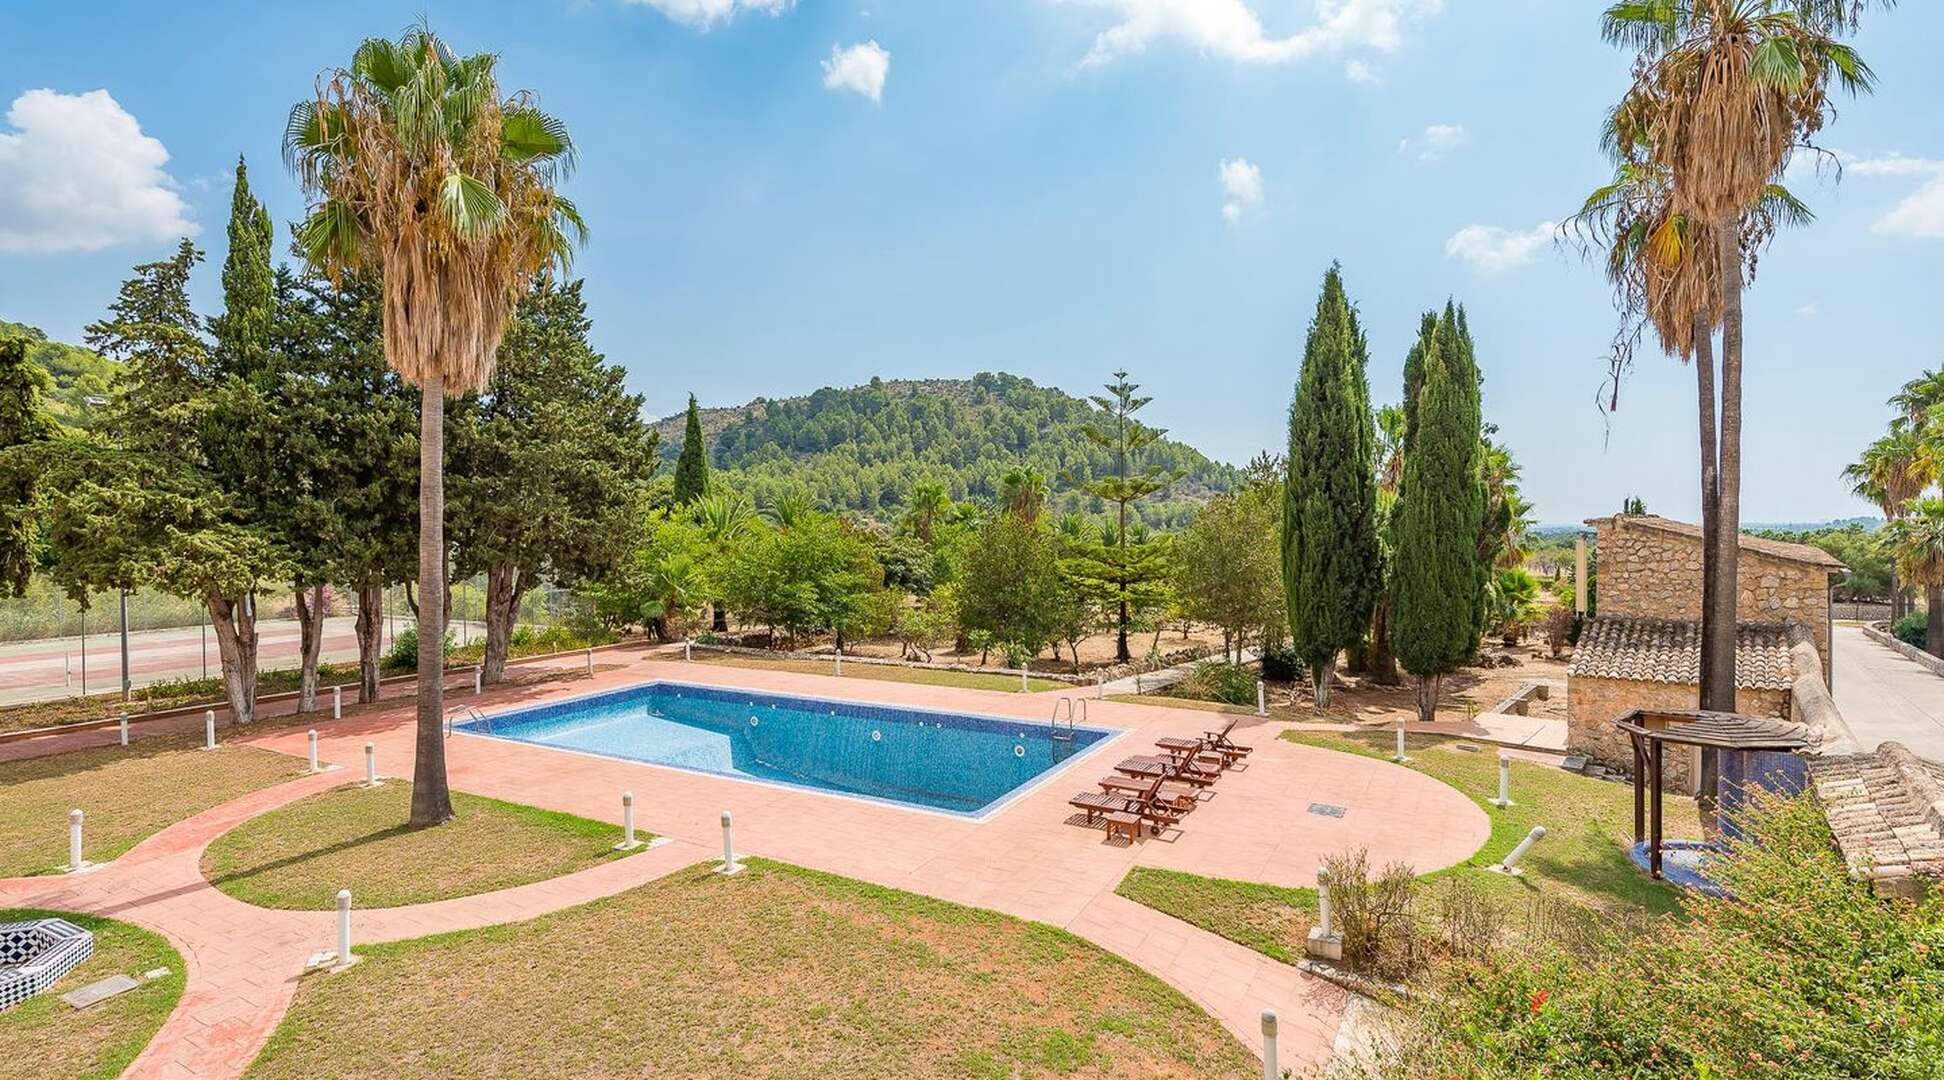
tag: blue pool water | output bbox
[455,682,1118,817]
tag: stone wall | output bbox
[1593,517,1834,664]
[1566,675,1790,794]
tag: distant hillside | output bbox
[0,319,116,429]
[654,373,1238,527]
[1534,515,1883,538]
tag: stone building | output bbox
[1566,514,1846,791]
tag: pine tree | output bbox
[0,336,55,595]
[1390,309,1485,722]
[673,393,709,504]
[209,157,274,377]
[1282,265,1381,709]
[1067,370,1177,662]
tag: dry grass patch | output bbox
[201,781,640,910]
[692,653,1068,693]
[0,909,184,1080]
[0,736,305,877]
[248,859,1256,1079]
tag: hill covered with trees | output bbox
[652,373,1238,527]
[0,319,117,429]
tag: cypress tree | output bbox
[210,157,274,377]
[1282,264,1381,709]
[1390,309,1485,722]
[673,393,709,504]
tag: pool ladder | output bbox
[444,704,487,739]
[1050,698,1083,760]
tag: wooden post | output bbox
[1650,739,1665,879]
[1632,735,1645,844]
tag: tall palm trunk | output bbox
[411,377,454,827]
[1694,310,1731,712]
[1698,217,1749,819]
[1928,586,1944,659]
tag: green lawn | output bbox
[247,858,1256,1079]
[1117,730,1699,969]
[694,653,1069,693]
[0,909,184,1080]
[201,781,644,909]
[0,737,306,877]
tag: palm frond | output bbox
[439,172,507,239]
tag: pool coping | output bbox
[449,678,1133,823]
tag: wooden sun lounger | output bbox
[1069,775,1189,833]
[1155,717,1253,764]
[1096,774,1199,811]
[1113,755,1220,786]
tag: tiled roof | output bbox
[1809,742,1944,890]
[1567,616,1796,690]
[1581,514,1847,570]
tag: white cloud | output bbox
[1844,152,1944,178]
[1796,302,1819,318]
[1444,221,1556,272]
[1219,157,1263,223]
[1399,123,1467,162]
[1055,0,1442,70]
[1834,152,1944,240]
[822,40,890,102]
[623,0,794,30]
[0,89,195,254]
[1344,59,1378,84]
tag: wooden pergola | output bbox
[1615,708,1810,879]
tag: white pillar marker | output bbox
[363,741,378,787]
[119,714,129,746]
[1491,826,1547,876]
[684,638,693,662]
[474,667,482,695]
[66,809,89,873]
[1493,753,1514,808]
[1259,1009,1279,1080]
[615,791,642,851]
[1021,668,1029,693]
[204,710,217,751]
[586,647,595,676]
[1304,865,1341,961]
[336,889,353,966]
[332,685,342,720]
[308,729,321,773]
[834,648,843,677]
[717,810,744,875]
[1392,720,1409,763]
[1256,680,1267,717]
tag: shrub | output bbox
[383,627,454,673]
[1543,606,1574,658]
[1894,609,1927,649]
[1324,849,1424,982]
[1259,645,1303,683]
[1178,661,1257,706]
[1344,795,1944,1079]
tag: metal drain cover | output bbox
[1307,803,1346,818]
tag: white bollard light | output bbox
[68,809,84,872]
[474,667,482,695]
[684,638,693,662]
[586,647,595,676]
[835,648,843,677]
[615,791,642,851]
[1021,667,1029,693]
[204,710,217,751]
[336,889,353,967]
[1305,864,1342,962]
[333,684,342,720]
[1256,680,1267,718]
[717,809,744,874]
[1259,1009,1279,1080]
[307,729,320,773]
[363,741,377,786]
[1316,866,1333,937]
[1494,753,1514,808]
[1392,720,1408,763]
[119,714,129,746]
[1492,826,1548,876]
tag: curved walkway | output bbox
[4,654,1490,1079]
[0,767,706,1079]
[1833,625,1944,760]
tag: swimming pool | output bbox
[453,681,1120,818]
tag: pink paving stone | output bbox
[3,651,1489,1079]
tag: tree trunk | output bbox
[294,584,326,713]
[1115,596,1131,663]
[1415,673,1439,724]
[1700,218,1749,822]
[482,561,523,685]
[206,592,259,726]
[355,582,383,704]
[1693,312,1730,712]
[1929,586,1944,659]
[1368,600,1401,686]
[712,604,728,633]
[411,378,454,828]
[1310,651,1335,713]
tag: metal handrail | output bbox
[444,704,486,739]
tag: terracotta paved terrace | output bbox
[1,652,1490,1078]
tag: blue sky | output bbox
[2,0,1940,524]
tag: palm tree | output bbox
[285,25,584,827]
[692,489,758,632]
[1844,428,1924,622]
[1598,0,1881,712]
[997,467,1048,524]
[901,479,950,544]
[1887,497,1944,650]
